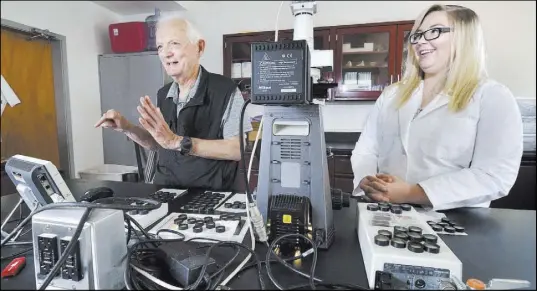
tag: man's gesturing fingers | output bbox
[142,96,167,123]
[95,110,119,128]
[137,99,158,128]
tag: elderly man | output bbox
[95,14,252,191]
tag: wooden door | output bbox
[1,28,60,166]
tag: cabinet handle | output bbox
[390,74,393,84]
[397,74,400,82]
[327,146,334,158]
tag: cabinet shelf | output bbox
[232,58,251,62]
[342,50,389,55]
[343,66,388,69]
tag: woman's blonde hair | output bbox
[397,4,488,111]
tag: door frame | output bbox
[1,18,74,179]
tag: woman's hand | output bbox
[375,174,431,205]
[359,175,390,202]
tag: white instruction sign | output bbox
[1,74,21,116]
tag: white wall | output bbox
[174,1,536,132]
[1,1,121,176]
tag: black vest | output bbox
[152,66,239,191]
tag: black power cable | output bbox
[0,247,33,261]
[189,240,265,290]
[266,233,318,290]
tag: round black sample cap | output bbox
[378,230,392,239]
[423,234,438,244]
[395,232,409,241]
[437,222,448,228]
[187,217,197,224]
[193,225,203,233]
[390,207,402,214]
[408,226,422,234]
[390,237,407,249]
[216,225,226,233]
[178,223,189,230]
[444,226,456,233]
[225,203,232,208]
[206,221,216,229]
[232,204,240,209]
[394,226,408,234]
[441,217,451,223]
[427,221,436,226]
[408,242,424,253]
[374,235,390,246]
[454,226,465,233]
[240,203,247,209]
[174,218,185,225]
[432,224,443,232]
[423,242,440,254]
[204,217,213,223]
[378,202,389,207]
[220,214,228,220]
[400,204,412,211]
[367,204,379,211]
[379,205,390,212]
[178,214,188,220]
[194,222,204,229]
[196,219,205,224]
[408,232,423,242]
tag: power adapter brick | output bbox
[158,242,218,288]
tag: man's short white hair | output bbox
[156,12,204,44]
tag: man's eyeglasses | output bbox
[409,27,451,44]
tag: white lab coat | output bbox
[351,79,523,211]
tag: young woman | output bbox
[351,4,523,210]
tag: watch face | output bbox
[181,136,192,154]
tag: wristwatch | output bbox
[179,136,192,155]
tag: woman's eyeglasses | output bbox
[409,27,452,44]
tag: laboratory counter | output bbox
[1,179,535,290]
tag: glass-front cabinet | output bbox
[334,26,397,100]
[223,21,414,101]
[396,23,415,81]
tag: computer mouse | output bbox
[80,187,114,202]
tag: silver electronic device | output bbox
[252,0,339,250]
[32,208,127,290]
[5,154,76,209]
